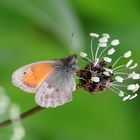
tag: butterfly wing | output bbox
[12,60,57,93]
[35,69,76,108]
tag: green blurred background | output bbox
[0,0,140,140]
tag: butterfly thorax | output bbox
[58,55,78,73]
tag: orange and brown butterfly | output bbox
[12,55,78,108]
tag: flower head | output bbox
[111,39,120,46]
[129,94,138,100]
[99,37,108,43]
[115,76,124,83]
[124,51,131,58]
[91,77,100,83]
[10,104,21,122]
[0,86,25,139]
[89,33,99,38]
[11,125,25,140]
[0,87,10,115]
[103,57,112,63]
[108,48,115,55]
[99,42,107,47]
[119,91,124,97]
[103,33,110,39]
[127,84,139,93]
[126,59,133,67]
[130,63,137,69]
[77,33,139,101]
[123,95,131,101]
[128,72,140,79]
[10,104,25,140]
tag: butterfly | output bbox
[12,55,78,108]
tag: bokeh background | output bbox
[0,0,140,140]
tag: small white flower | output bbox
[104,68,113,74]
[127,84,139,93]
[123,95,131,101]
[126,59,133,67]
[128,71,140,79]
[0,87,10,115]
[127,84,136,91]
[91,77,100,83]
[99,37,108,43]
[80,51,87,58]
[99,42,107,47]
[107,48,115,55]
[89,33,99,38]
[119,91,124,97]
[103,71,110,76]
[99,43,107,48]
[124,51,132,58]
[11,125,25,140]
[103,33,110,39]
[133,84,139,93]
[129,63,137,69]
[115,76,124,83]
[103,57,112,63]
[0,95,9,115]
[111,39,120,46]
[103,67,113,76]
[129,94,138,100]
[10,104,21,122]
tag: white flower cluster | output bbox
[80,33,139,101]
[10,104,25,140]
[0,87,10,115]
[0,86,25,140]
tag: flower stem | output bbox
[0,106,44,128]
[90,37,94,60]
[98,44,111,59]
[94,46,99,60]
[112,56,122,68]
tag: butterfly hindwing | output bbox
[35,69,76,108]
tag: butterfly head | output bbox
[62,55,78,72]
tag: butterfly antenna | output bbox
[69,32,74,55]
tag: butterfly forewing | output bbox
[12,60,57,93]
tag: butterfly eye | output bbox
[23,71,27,76]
